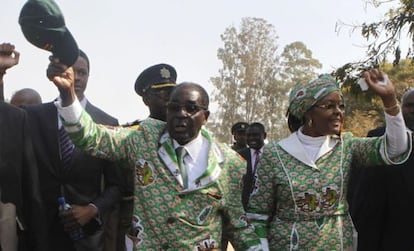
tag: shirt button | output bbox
[167,217,175,224]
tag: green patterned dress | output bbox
[67,112,262,250]
[247,131,408,251]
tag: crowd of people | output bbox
[3,38,413,251]
[1,2,413,250]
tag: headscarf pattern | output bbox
[287,74,341,121]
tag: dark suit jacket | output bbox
[238,147,254,210]
[25,101,122,251]
[0,102,48,251]
[349,126,414,251]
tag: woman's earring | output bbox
[307,119,313,128]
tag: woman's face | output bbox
[303,91,345,137]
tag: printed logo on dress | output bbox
[320,185,339,208]
[296,190,319,212]
[135,159,155,186]
[295,185,340,212]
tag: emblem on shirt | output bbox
[320,185,339,208]
[295,185,340,212]
[296,190,319,212]
[135,159,155,186]
[193,236,217,251]
[197,206,213,224]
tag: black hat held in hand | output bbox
[18,0,79,66]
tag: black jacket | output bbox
[0,102,48,251]
[349,126,414,251]
[25,101,123,251]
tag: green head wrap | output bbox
[287,74,341,121]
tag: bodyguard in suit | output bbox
[349,88,414,251]
[46,54,267,250]
[238,122,267,210]
[0,42,48,251]
[25,50,122,251]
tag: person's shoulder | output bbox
[0,101,22,115]
[367,126,385,137]
[237,147,250,156]
[216,141,245,162]
[86,101,118,125]
[121,119,141,128]
[137,118,166,137]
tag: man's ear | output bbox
[202,110,210,125]
[142,95,149,106]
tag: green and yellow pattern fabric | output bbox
[66,112,262,250]
[247,132,407,251]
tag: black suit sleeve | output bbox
[90,160,122,215]
[21,110,50,251]
[87,104,122,216]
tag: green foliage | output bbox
[335,0,414,88]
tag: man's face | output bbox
[233,130,247,146]
[246,126,266,150]
[167,85,209,145]
[402,91,414,130]
[72,56,89,100]
[143,86,174,121]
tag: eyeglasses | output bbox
[167,102,208,115]
[313,103,346,112]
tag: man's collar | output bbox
[173,132,203,160]
[79,96,87,108]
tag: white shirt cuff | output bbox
[384,109,408,158]
[54,97,83,126]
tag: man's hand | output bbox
[60,204,98,233]
[70,204,98,226]
[46,56,76,106]
[0,43,20,73]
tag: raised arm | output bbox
[0,43,20,101]
[362,69,410,161]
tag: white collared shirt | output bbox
[173,133,209,190]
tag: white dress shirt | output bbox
[173,133,209,190]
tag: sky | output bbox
[2,0,396,124]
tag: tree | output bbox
[280,41,322,85]
[335,0,414,90]
[209,18,323,143]
[209,17,280,143]
[342,59,414,136]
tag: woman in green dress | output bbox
[247,70,411,250]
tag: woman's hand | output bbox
[362,69,399,115]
